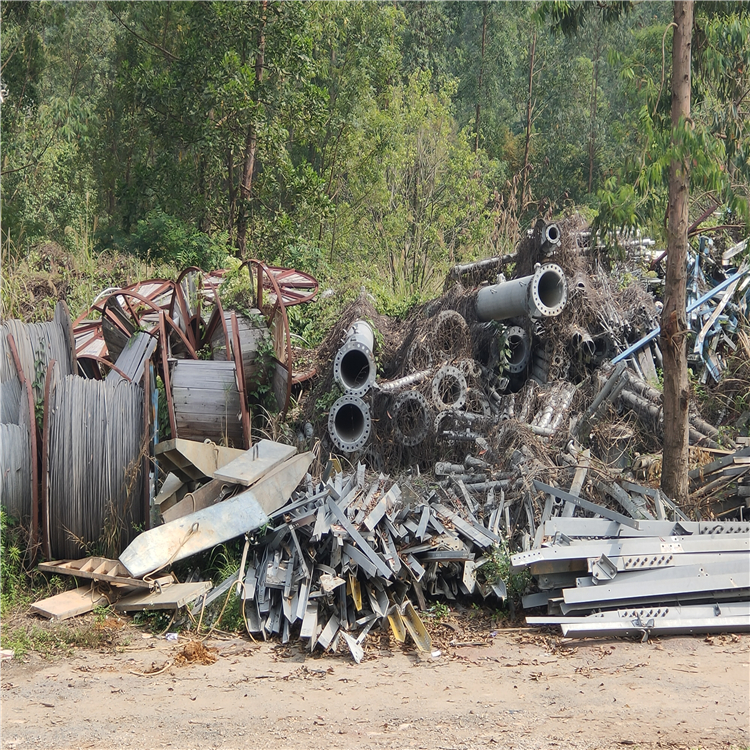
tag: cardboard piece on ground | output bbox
[31,586,113,621]
[155,438,246,482]
[213,439,297,487]
[115,581,212,612]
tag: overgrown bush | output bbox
[119,210,230,270]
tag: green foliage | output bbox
[477,542,531,606]
[119,210,230,270]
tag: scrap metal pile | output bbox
[2,215,750,645]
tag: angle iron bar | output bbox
[533,481,640,529]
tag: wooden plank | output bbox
[115,581,212,612]
[213,440,297,487]
[31,586,112,621]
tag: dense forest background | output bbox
[2,1,748,317]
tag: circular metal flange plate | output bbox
[530,263,567,318]
[392,390,431,446]
[431,365,467,410]
[504,325,530,374]
[333,340,376,396]
[328,394,371,453]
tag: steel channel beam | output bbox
[542,518,750,538]
[512,534,750,570]
[563,568,750,606]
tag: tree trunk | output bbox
[236,0,268,259]
[474,1,488,153]
[660,0,693,505]
[587,22,601,195]
[521,29,537,212]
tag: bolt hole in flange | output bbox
[431,365,467,410]
[392,391,431,446]
[328,395,371,453]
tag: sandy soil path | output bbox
[2,630,748,750]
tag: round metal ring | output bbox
[333,339,376,396]
[392,391,431,447]
[431,365,467,410]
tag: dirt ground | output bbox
[1,619,749,750]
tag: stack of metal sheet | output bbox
[514,486,750,638]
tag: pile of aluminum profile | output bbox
[514,483,750,638]
[202,460,508,660]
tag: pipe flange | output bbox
[406,338,433,371]
[530,263,567,318]
[543,223,561,247]
[392,391,431,446]
[431,365,467,410]
[433,310,469,361]
[333,339,376,395]
[328,394,371,453]
[504,325,531,374]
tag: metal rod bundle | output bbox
[1,302,75,401]
[1,422,32,523]
[47,375,145,559]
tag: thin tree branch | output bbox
[107,3,179,62]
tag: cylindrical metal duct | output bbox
[542,223,561,249]
[333,321,376,396]
[476,263,567,321]
[328,394,371,453]
[376,369,432,393]
[504,326,531,374]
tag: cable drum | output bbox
[47,375,145,559]
[1,302,75,401]
[1,423,32,523]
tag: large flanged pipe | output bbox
[328,394,372,453]
[504,325,531,374]
[542,223,561,250]
[333,321,376,396]
[476,263,567,321]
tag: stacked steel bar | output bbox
[514,479,750,637]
